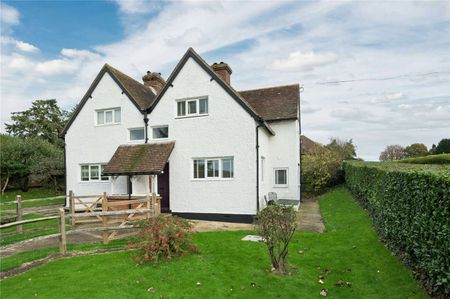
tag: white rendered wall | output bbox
[148,57,257,215]
[258,120,300,209]
[65,72,145,201]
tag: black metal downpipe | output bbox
[144,111,149,143]
[256,124,262,212]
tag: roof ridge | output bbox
[238,83,300,93]
[105,63,152,92]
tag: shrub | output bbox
[397,153,450,165]
[255,204,297,274]
[302,149,341,193]
[130,216,198,264]
[344,161,450,297]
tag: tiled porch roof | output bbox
[103,142,175,176]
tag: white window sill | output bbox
[175,114,208,119]
[79,181,110,184]
[94,123,121,127]
[273,185,289,188]
[191,178,234,182]
[128,140,145,143]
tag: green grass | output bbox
[0,187,65,209]
[0,213,68,246]
[397,153,450,164]
[0,188,427,298]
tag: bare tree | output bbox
[379,145,406,161]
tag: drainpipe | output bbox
[59,134,67,208]
[144,111,149,143]
[256,124,262,213]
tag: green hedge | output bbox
[397,153,450,165]
[344,161,450,296]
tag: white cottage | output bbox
[61,48,300,223]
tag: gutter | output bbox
[58,134,68,207]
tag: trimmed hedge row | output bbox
[344,161,450,297]
[397,153,450,165]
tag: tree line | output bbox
[1,99,72,194]
[379,139,450,161]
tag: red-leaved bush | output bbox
[130,215,198,264]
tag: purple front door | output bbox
[158,163,170,212]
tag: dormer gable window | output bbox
[96,108,121,125]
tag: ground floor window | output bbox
[274,168,288,187]
[80,164,109,182]
[193,157,234,179]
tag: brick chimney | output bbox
[142,71,165,94]
[211,62,232,85]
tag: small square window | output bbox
[274,169,288,186]
[193,159,205,178]
[152,126,168,139]
[130,128,145,141]
[188,100,197,114]
[105,111,113,123]
[207,160,219,177]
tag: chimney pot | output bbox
[211,62,232,85]
[142,71,165,94]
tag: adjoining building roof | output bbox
[239,84,299,121]
[60,64,156,136]
[102,142,175,176]
[300,135,326,154]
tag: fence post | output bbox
[69,190,75,226]
[58,208,67,255]
[102,192,109,244]
[16,195,22,233]
[146,193,151,218]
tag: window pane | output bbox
[207,160,219,177]
[101,165,109,181]
[97,111,104,125]
[153,126,168,139]
[81,165,89,181]
[275,169,287,185]
[114,108,121,123]
[222,158,233,178]
[90,165,99,180]
[188,100,197,114]
[199,98,208,114]
[177,101,186,116]
[105,111,113,123]
[130,128,145,141]
[194,160,205,178]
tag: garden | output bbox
[0,188,427,298]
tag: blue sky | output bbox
[1,0,449,160]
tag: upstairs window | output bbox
[177,97,208,117]
[152,126,169,139]
[193,157,233,179]
[129,128,145,141]
[274,168,288,187]
[97,108,121,125]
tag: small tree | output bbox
[379,145,406,161]
[256,204,297,275]
[404,143,428,158]
[434,138,450,154]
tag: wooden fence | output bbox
[0,192,162,253]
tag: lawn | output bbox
[0,188,427,298]
[0,187,65,209]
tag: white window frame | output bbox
[192,157,234,180]
[128,127,145,142]
[274,168,288,187]
[151,125,169,140]
[80,164,109,182]
[176,96,208,118]
[96,107,121,126]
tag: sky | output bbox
[1,0,449,160]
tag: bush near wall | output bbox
[344,161,450,297]
[397,153,450,165]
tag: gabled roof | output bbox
[300,135,327,154]
[60,64,156,136]
[239,84,299,121]
[147,48,275,135]
[103,142,175,175]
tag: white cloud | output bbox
[270,51,338,72]
[113,0,161,14]
[15,40,39,52]
[0,3,19,26]
[398,104,412,109]
[372,92,405,103]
